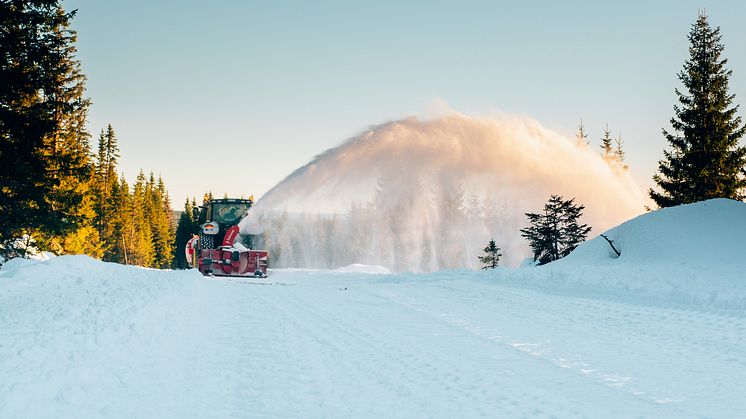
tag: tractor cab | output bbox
[195,198,253,246]
[187,197,269,278]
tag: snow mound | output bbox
[560,198,746,267]
[510,199,746,309]
[1,257,41,272]
[336,264,391,274]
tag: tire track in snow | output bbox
[259,280,668,418]
[356,279,745,415]
[3,262,744,418]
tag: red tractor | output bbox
[185,198,268,277]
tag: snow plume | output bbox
[241,113,647,270]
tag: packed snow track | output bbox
[1,256,744,418]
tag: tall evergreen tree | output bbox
[478,238,502,270]
[129,171,154,266]
[173,198,198,269]
[651,13,746,207]
[93,125,121,258]
[95,130,108,188]
[520,195,591,265]
[111,175,133,264]
[103,125,119,184]
[147,173,174,268]
[0,1,93,255]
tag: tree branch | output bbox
[600,234,621,257]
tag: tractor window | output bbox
[212,203,251,224]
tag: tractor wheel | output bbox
[199,234,214,250]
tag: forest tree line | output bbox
[2,4,744,271]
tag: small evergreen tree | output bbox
[650,13,746,207]
[575,119,589,147]
[600,125,614,162]
[520,195,592,265]
[478,238,502,270]
[614,133,629,171]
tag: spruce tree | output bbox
[614,133,629,171]
[478,239,502,270]
[130,171,154,266]
[92,129,108,226]
[575,119,589,147]
[0,1,92,255]
[651,13,746,207]
[95,130,108,189]
[520,195,591,265]
[174,198,198,269]
[600,125,614,162]
[103,125,119,184]
[112,176,133,264]
[149,174,174,268]
[93,125,121,258]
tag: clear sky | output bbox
[65,0,746,207]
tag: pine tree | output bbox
[521,205,560,264]
[92,125,121,258]
[95,130,108,188]
[600,125,614,162]
[520,195,592,265]
[650,13,746,207]
[111,175,133,264]
[173,198,198,269]
[103,125,119,184]
[92,130,107,229]
[149,174,174,268]
[614,133,629,171]
[478,239,502,270]
[575,119,589,147]
[0,1,93,255]
[129,171,154,266]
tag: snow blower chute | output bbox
[185,197,268,277]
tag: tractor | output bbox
[185,197,269,277]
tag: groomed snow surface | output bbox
[1,199,745,418]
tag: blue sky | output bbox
[65,0,746,206]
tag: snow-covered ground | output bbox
[1,199,745,418]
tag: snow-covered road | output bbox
[2,257,744,418]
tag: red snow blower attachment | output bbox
[185,197,268,277]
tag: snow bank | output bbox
[1,256,42,271]
[507,199,746,309]
[0,255,207,419]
